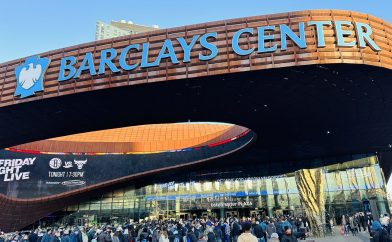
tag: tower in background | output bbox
[96,20,159,40]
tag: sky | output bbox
[2,0,392,195]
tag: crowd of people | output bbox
[337,212,392,242]
[340,213,370,236]
[3,213,392,242]
[0,216,312,242]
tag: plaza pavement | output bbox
[305,228,370,242]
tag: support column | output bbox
[295,168,325,237]
[176,198,181,217]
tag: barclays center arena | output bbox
[0,9,392,233]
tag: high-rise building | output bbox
[95,20,159,40]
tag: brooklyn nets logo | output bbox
[49,158,62,169]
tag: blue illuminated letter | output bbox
[335,21,356,47]
[280,22,307,51]
[199,32,218,61]
[257,26,277,53]
[58,56,77,81]
[141,43,157,68]
[232,28,255,56]
[119,44,140,71]
[307,21,332,47]
[177,35,200,63]
[75,52,96,78]
[355,22,381,51]
[99,48,120,74]
[154,39,180,66]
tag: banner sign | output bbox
[0,130,253,199]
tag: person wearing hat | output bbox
[237,222,257,242]
[267,233,279,242]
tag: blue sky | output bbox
[0,0,392,63]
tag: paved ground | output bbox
[305,228,370,242]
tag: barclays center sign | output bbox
[14,20,381,98]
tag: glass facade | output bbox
[62,156,388,225]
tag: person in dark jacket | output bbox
[117,229,126,242]
[206,228,216,242]
[60,231,70,242]
[231,220,241,242]
[29,231,38,242]
[168,230,181,242]
[187,227,197,242]
[87,229,96,242]
[152,226,160,242]
[138,228,149,242]
[280,227,297,242]
[41,230,52,242]
[252,222,264,242]
[69,230,80,242]
[97,229,112,242]
[213,224,223,242]
[52,233,60,242]
[38,231,44,242]
[265,221,276,240]
[372,221,388,242]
